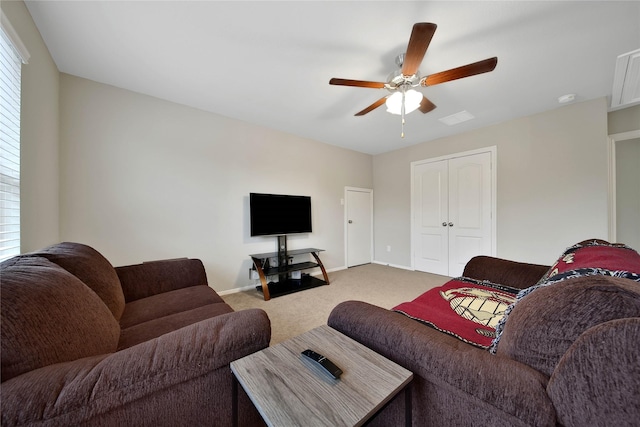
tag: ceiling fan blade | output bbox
[401,23,437,76]
[421,57,498,87]
[329,78,386,89]
[418,96,437,113]
[355,97,388,116]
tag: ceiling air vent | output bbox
[611,48,640,110]
[438,110,475,126]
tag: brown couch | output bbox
[1,242,270,426]
[328,241,640,426]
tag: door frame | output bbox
[344,187,373,268]
[608,130,640,241]
[410,146,497,271]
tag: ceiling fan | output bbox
[329,23,498,137]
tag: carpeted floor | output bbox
[222,263,450,345]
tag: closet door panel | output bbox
[413,160,449,275]
[448,152,492,277]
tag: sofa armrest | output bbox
[328,301,556,426]
[547,318,640,427]
[1,308,270,426]
[116,258,208,302]
[463,255,549,289]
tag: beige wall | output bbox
[609,104,640,250]
[372,98,610,267]
[615,138,640,249]
[2,0,60,251]
[9,0,633,285]
[59,74,373,292]
[608,104,640,135]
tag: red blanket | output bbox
[393,278,518,349]
[541,242,640,282]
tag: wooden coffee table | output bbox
[230,325,413,427]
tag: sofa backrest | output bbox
[1,256,120,382]
[463,255,549,290]
[495,275,640,377]
[35,242,126,320]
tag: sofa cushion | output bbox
[1,256,120,382]
[117,303,235,350]
[119,285,225,329]
[116,258,209,302]
[35,242,126,321]
[494,275,640,377]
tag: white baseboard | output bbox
[217,284,257,296]
[372,260,414,271]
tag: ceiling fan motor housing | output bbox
[387,61,422,91]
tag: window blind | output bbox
[0,27,22,261]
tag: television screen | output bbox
[250,193,312,236]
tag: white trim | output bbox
[607,130,640,242]
[217,284,257,296]
[372,260,414,271]
[410,146,497,271]
[344,187,374,268]
[1,11,30,64]
[410,146,495,166]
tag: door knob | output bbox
[448,222,454,227]
[348,220,353,224]
[442,222,447,227]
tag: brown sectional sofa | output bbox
[328,241,640,426]
[1,242,270,426]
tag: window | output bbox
[0,13,29,262]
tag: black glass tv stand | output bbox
[249,246,329,301]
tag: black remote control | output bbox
[301,349,343,379]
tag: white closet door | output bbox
[448,152,492,277]
[412,150,494,277]
[413,159,449,275]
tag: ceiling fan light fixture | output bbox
[386,89,423,115]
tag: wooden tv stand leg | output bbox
[311,252,330,285]
[251,257,271,301]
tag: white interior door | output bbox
[413,160,449,275]
[448,152,492,277]
[346,188,372,267]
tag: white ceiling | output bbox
[25,1,640,155]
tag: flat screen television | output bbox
[250,193,312,236]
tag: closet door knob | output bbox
[442,222,447,227]
[448,222,454,227]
